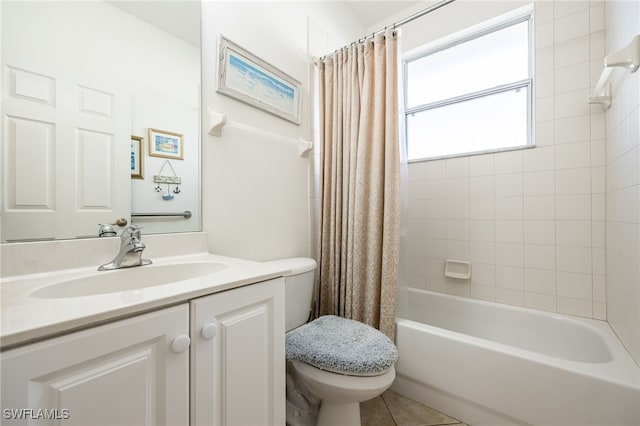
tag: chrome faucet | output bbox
[98,225,152,271]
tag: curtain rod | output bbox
[321,0,456,60]
[386,0,456,31]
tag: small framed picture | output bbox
[148,128,183,160]
[130,135,144,179]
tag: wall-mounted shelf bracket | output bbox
[208,109,227,136]
[298,138,313,157]
[588,34,639,110]
[605,34,639,72]
[587,81,612,109]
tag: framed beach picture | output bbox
[148,128,183,160]
[130,135,144,179]
[217,35,302,125]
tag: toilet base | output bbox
[317,401,360,426]
[287,399,317,426]
[288,361,395,426]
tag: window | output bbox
[404,13,533,161]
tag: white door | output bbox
[1,305,189,426]
[190,278,286,426]
[1,1,131,241]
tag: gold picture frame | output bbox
[130,135,144,179]
[148,128,184,160]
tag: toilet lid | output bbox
[285,315,398,376]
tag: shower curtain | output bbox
[315,29,400,339]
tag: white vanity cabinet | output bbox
[190,277,286,426]
[1,304,190,426]
[1,277,285,426]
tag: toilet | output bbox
[265,258,397,426]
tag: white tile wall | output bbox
[405,1,613,320]
[604,0,640,366]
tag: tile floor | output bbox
[360,390,467,426]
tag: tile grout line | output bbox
[377,390,468,426]
[379,393,399,426]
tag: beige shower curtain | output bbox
[315,29,400,339]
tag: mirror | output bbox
[1,0,201,242]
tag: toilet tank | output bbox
[263,257,317,332]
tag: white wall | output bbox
[605,1,640,366]
[392,1,610,320]
[201,1,364,261]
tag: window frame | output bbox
[403,12,535,162]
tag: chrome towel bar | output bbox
[131,210,192,218]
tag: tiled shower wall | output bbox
[405,1,608,319]
[604,1,639,365]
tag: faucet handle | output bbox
[98,224,117,237]
[97,218,128,237]
[123,225,144,240]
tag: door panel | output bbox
[1,64,131,241]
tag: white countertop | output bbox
[0,252,288,349]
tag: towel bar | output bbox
[131,210,192,218]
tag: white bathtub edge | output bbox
[391,374,527,426]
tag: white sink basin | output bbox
[29,262,228,299]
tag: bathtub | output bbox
[391,289,640,426]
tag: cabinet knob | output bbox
[171,335,191,353]
[201,323,218,340]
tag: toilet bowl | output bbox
[263,258,398,426]
[290,360,395,425]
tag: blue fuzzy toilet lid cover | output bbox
[285,315,398,376]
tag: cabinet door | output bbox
[1,305,189,426]
[191,278,285,426]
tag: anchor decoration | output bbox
[154,160,182,201]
